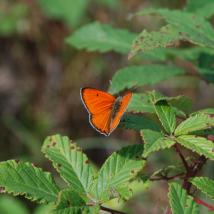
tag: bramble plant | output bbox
[0,0,214,213]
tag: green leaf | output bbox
[120,114,161,131]
[176,135,214,160]
[168,183,199,214]
[190,177,214,200]
[199,68,214,84]
[131,8,214,57]
[185,0,212,11]
[153,100,176,134]
[42,135,96,195]
[0,160,59,203]
[34,204,54,214]
[0,196,28,214]
[143,136,175,157]
[127,93,154,113]
[175,114,214,136]
[185,0,214,18]
[66,22,136,54]
[109,65,185,94]
[129,24,180,58]
[54,188,99,214]
[38,0,89,27]
[191,108,214,115]
[128,91,192,117]
[94,144,145,201]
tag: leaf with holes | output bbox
[109,65,185,94]
[175,114,214,136]
[129,24,180,58]
[168,183,199,214]
[190,177,214,200]
[93,144,145,201]
[66,22,136,54]
[176,135,214,160]
[130,8,214,57]
[42,135,96,195]
[0,160,59,203]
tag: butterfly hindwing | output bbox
[90,110,112,136]
[110,91,132,133]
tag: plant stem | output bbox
[174,144,189,171]
[194,198,214,211]
[100,206,127,214]
[182,155,207,193]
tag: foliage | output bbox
[190,177,214,200]
[38,0,89,27]
[168,183,199,214]
[0,135,146,213]
[109,65,185,94]
[1,0,214,213]
[66,22,136,53]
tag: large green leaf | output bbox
[0,160,59,203]
[120,114,161,131]
[0,196,28,214]
[66,22,136,54]
[130,8,214,57]
[168,183,199,214]
[128,91,192,117]
[153,100,176,134]
[143,135,175,157]
[42,135,96,195]
[176,135,214,160]
[54,188,99,214]
[94,144,145,201]
[38,0,89,27]
[175,114,214,136]
[109,65,185,94]
[190,177,214,200]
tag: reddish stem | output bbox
[194,198,214,211]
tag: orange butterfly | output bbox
[80,87,132,136]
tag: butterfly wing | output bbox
[80,87,116,135]
[110,91,132,134]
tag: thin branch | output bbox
[150,172,185,181]
[100,206,127,214]
[174,144,189,171]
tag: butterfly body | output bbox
[80,87,132,136]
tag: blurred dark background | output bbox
[0,0,213,213]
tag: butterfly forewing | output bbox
[110,91,132,133]
[81,88,115,114]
